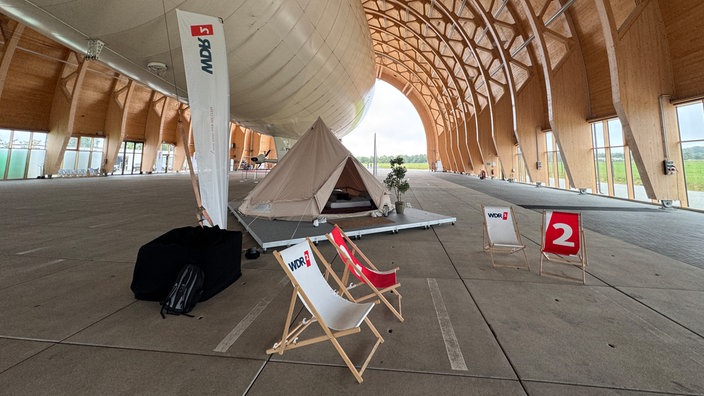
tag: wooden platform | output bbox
[228,201,457,251]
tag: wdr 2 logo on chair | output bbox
[487,211,509,220]
[544,212,580,255]
[287,250,312,271]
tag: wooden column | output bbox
[0,22,24,101]
[45,52,87,175]
[596,0,683,201]
[141,92,167,173]
[493,95,517,178]
[103,78,134,174]
[515,77,549,184]
[173,105,190,172]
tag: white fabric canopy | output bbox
[238,117,388,220]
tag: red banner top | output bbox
[190,24,214,36]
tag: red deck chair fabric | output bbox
[540,210,588,284]
[330,227,397,289]
[327,225,403,322]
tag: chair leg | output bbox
[382,291,404,322]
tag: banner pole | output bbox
[178,110,214,227]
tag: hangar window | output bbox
[115,141,144,175]
[590,118,644,201]
[0,129,48,180]
[592,118,649,201]
[544,131,567,189]
[676,100,704,210]
[154,143,175,173]
[61,136,104,176]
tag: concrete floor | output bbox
[0,170,703,395]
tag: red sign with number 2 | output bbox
[543,211,580,255]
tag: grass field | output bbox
[373,159,704,191]
[373,163,429,170]
[596,160,704,191]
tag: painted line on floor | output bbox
[36,259,65,269]
[213,276,289,353]
[16,246,48,255]
[428,278,468,371]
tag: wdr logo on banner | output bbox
[190,25,213,36]
[487,211,509,220]
[189,24,215,74]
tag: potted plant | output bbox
[384,156,410,214]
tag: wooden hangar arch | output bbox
[363,0,700,206]
[1,2,703,206]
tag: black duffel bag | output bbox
[130,226,242,302]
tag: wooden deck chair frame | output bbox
[266,238,384,383]
[326,224,404,322]
[481,205,529,269]
[539,210,588,284]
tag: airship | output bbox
[0,0,376,139]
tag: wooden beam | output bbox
[103,78,134,174]
[515,76,549,183]
[0,22,23,101]
[596,0,683,200]
[173,104,190,172]
[141,92,167,173]
[518,0,594,189]
[493,94,516,178]
[44,52,87,175]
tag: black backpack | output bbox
[160,264,205,318]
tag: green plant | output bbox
[384,155,410,202]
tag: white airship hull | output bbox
[0,0,376,138]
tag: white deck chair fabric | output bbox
[482,205,529,269]
[278,241,374,331]
[483,206,522,247]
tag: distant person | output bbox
[479,169,486,180]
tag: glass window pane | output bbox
[676,101,704,141]
[595,148,608,194]
[630,151,647,201]
[0,148,8,178]
[7,149,28,179]
[90,151,102,169]
[79,137,92,151]
[63,151,77,170]
[607,119,624,146]
[0,129,11,148]
[556,152,566,189]
[682,141,704,209]
[93,137,104,151]
[77,151,90,169]
[611,147,627,198]
[12,131,30,149]
[592,122,605,148]
[67,137,78,149]
[27,150,46,178]
[31,132,47,149]
[545,132,553,150]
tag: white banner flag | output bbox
[177,9,230,228]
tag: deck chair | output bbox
[267,238,384,383]
[482,205,529,269]
[326,225,404,322]
[540,210,588,284]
